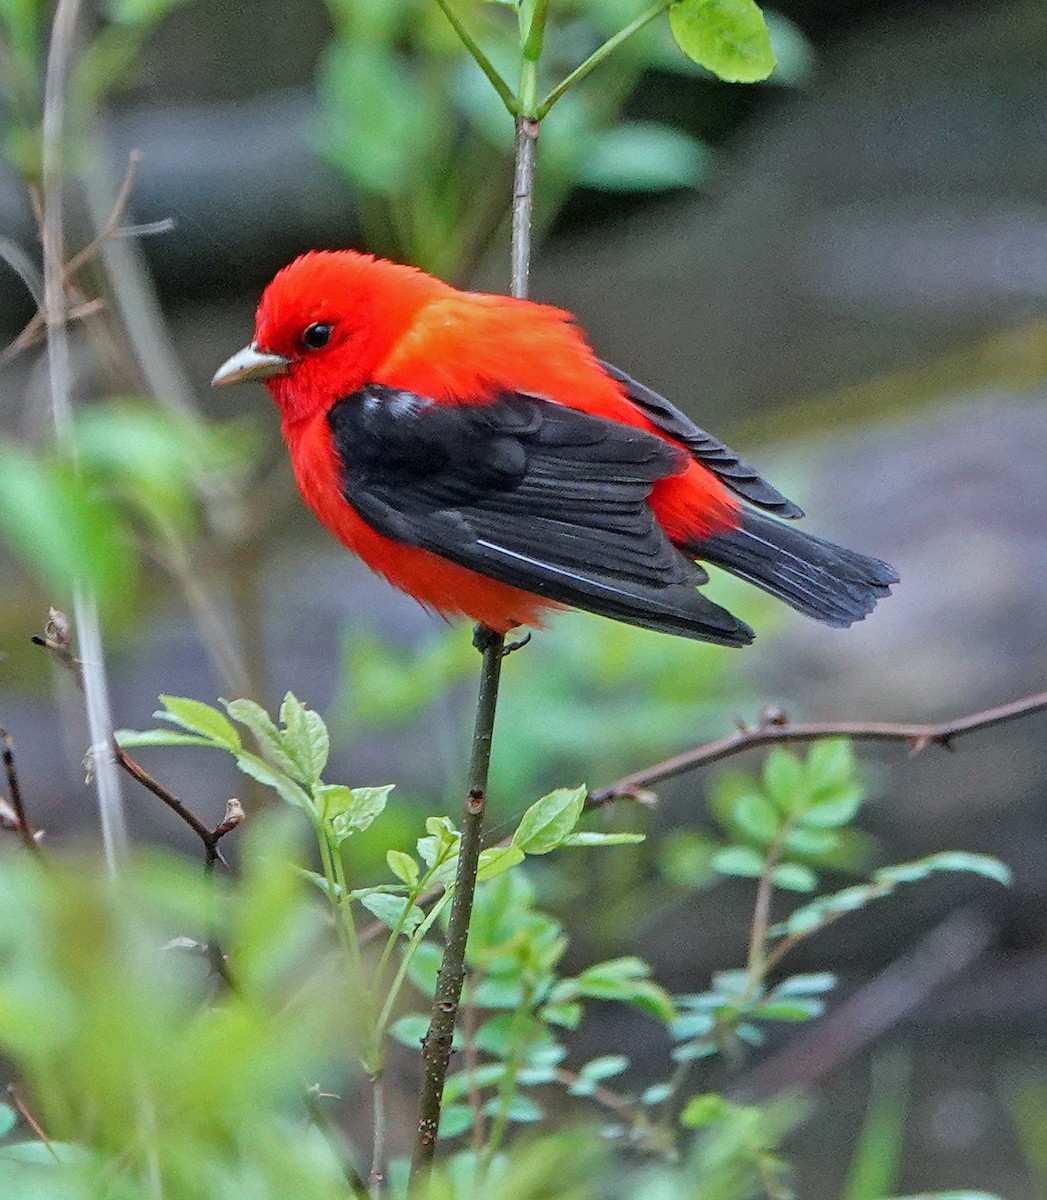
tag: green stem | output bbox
[374,893,452,1043]
[478,986,533,1174]
[537,0,673,117]
[434,0,519,115]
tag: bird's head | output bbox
[212,250,443,424]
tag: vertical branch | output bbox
[40,0,128,871]
[409,79,539,1193]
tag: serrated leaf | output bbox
[559,831,646,847]
[511,785,587,854]
[279,692,329,784]
[711,845,765,878]
[157,695,241,750]
[387,849,419,886]
[359,892,422,935]
[234,752,310,809]
[114,729,217,749]
[223,697,300,778]
[322,784,394,841]
[669,0,776,84]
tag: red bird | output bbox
[212,250,896,644]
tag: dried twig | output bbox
[587,692,1047,808]
[7,1085,59,1162]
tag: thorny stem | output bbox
[586,693,1047,807]
[0,729,41,854]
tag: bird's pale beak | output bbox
[211,343,291,387]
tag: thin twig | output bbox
[305,1085,369,1200]
[7,1085,60,1162]
[587,692,1047,807]
[410,626,505,1180]
[551,1068,671,1155]
[408,97,540,1185]
[0,728,42,854]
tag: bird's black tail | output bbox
[690,511,898,628]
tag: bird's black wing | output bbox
[599,360,804,519]
[327,385,753,644]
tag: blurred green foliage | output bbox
[313,0,809,275]
[0,402,259,627]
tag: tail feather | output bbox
[691,511,898,628]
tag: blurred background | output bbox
[1,0,1046,1195]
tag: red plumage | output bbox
[213,250,896,642]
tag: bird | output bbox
[212,250,897,646]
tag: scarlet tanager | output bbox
[212,250,897,644]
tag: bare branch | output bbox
[587,692,1047,808]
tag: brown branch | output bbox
[587,692,1047,807]
[7,1085,59,1162]
[32,610,240,871]
[0,728,42,854]
[551,1068,671,1155]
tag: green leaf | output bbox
[559,831,646,847]
[0,1104,16,1139]
[580,1055,629,1081]
[223,697,300,779]
[389,1014,429,1048]
[539,1001,582,1029]
[406,942,443,997]
[578,122,708,192]
[711,845,765,878]
[156,695,240,750]
[680,1093,730,1127]
[437,1103,473,1139]
[511,785,587,854]
[772,973,837,997]
[387,850,419,886]
[359,892,422,935]
[279,693,329,784]
[320,784,394,841]
[475,845,525,881]
[801,784,863,828]
[805,738,855,790]
[443,1063,508,1102]
[234,752,310,809]
[482,1093,543,1123]
[668,0,776,84]
[761,747,806,812]
[731,791,782,844]
[114,729,216,749]
[771,862,818,893]
[752,998,825,1022]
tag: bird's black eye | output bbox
[302,322,334,351]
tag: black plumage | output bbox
[327,383,896,644]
